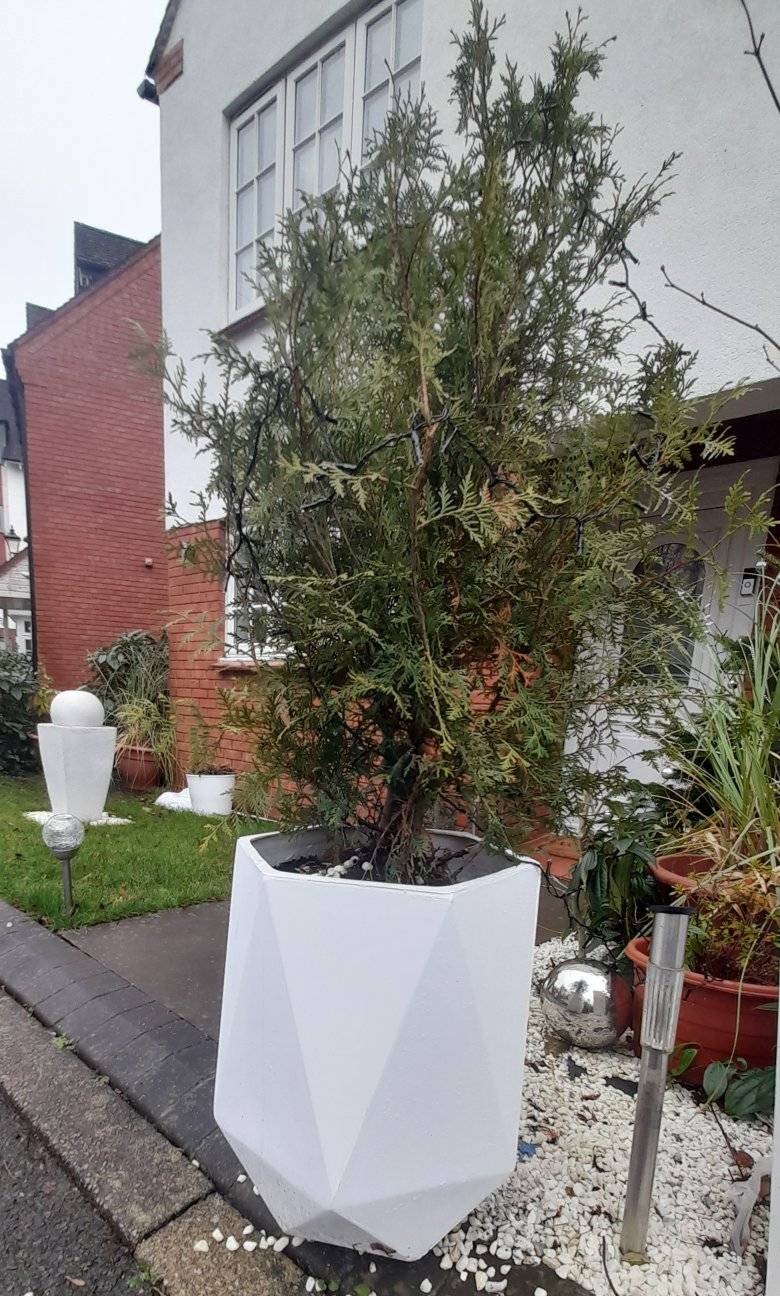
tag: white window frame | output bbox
[229,83,287,324]
[223,572,289,664]
[283,29,357,215]
[227,0,424,327]
[353,0,423,166]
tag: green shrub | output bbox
[87,630,169,723]
[0,649,38,775]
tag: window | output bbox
[232,91,284,311]
[623,543,705,684]
[358,0,422,160]
[288,41,348,211]
[229,0,423,320]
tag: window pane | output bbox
[295,68,317,144]
[293,138,316,207]
[365,10,391,92]
[236,245,256,308]
[237,119,256,187]
[319,119,342,192]
[395,0,422,70]
[362,84,388,157]
[257,169,275,235]
[392,60,420,106]
[321,46,345,124]
[236,183,254,247]
[258,101,276,171]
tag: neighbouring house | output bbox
[140,0,780,776]
[2,224,167,688]
[0,378,31,651]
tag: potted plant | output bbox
[162,8,763,1260]
[87,631,176,792]
[626,573,780,1082]
[186,706,235,815]
[115,695,177,792]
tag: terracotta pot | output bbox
[116,745,159,792]
[649,852,713,892]
[625,935,778,1085]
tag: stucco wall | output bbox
[155,0,780,521]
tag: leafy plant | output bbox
[187,705,230,776]
[0,648,38,775]
[115,694,178,788]
[162,5,761,882]
[703,1058,776,1121]
[684,867,779,983]
[660,568,780,873]
[87,630,169,724]
[566,789,663,963]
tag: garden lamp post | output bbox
[620,904,692,1262]
[41,813,85,920]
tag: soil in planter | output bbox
[276,844,472,886]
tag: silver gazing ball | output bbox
[41,814,85,859]
[540,959,632,1050]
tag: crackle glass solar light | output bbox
[38,690,116,824]
[42,813,85,919]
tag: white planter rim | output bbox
[239,826,540,896]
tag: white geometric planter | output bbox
[187,772,235,816]
[215,829,540,1261]
[38,724,117,824]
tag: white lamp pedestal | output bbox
[38,691,117,824]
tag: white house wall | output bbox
[157,0,780,520]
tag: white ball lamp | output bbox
[38,689,117,824]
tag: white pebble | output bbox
[420,1282,433,1294]
[292,1237,304,1247]
[441,1255,454,1270]
[225,1236,239,1252]
[243,1240,258,1252]
[191,1158,200,1168]
[211,1228,224,1242]
[242,1224,254,1236]
[369,1262,377,1273]
[237,1174,247,1183]
[305,1279,316,1293]
[474,1274,488,1292]
[274,1236,290,1252]
[193,1239,208,1253]
[533,1289,547,1296]
[252,1185,261,1195]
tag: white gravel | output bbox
[432,935,771,1296]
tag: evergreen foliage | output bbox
[165,5,766,879]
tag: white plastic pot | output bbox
[37,724,117,824]
[214,828,540,1261]
[186,772,235,816]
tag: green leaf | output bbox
[724,1066,776,1120]
[702,1060,732,1101]
[669,1044,697,1077]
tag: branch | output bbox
[740,0,780,117]
[661,263,780,364]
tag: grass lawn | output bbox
[0,774,275,930]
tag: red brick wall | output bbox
[167,520,253,779]
[14,241,167,688]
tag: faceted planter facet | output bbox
[38,723,117,823]
[214,829,540,1261]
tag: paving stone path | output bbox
[0,1087,153,1296]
